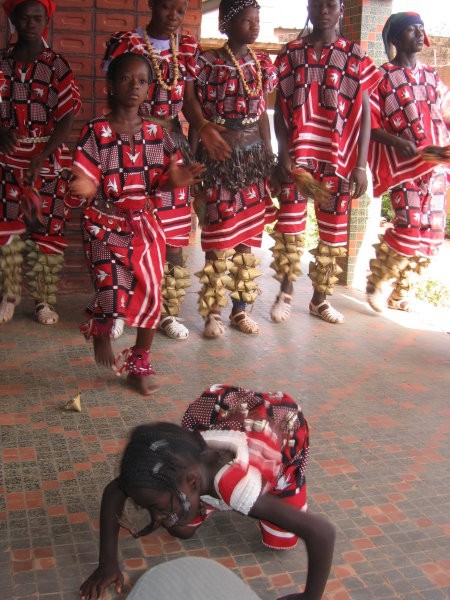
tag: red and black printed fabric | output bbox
[102,30,200,245]
[0,45,81,251]
[273,37,380,239]
[194,50,278,251]
[72,118,175,329]
[276,37,381,179]
[182,384,310,549]
[369,61,450,196]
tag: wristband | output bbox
[353,166,366,171]
[197,120,210,137]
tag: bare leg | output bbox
[126,328,159,396]
[93,334,115,368]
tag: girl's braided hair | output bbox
[118,422,206,497]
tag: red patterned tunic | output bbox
[274,37,380,242]
[103,30,200,246]
[71,117,176,330]
[195,49,278,250]
[369,62,450,257]
[369,62,450,196]
[182,384,309,550]
[0,45,81,253]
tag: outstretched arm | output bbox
[249,494,335,600]
[79,479,127,600]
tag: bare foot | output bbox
[93,334,115,367]
[127,373,159,396]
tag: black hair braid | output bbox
[118,422,205,496]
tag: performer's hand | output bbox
[199,123,232,161]
[396,139,418,159]
[79,564,125,600]
[277,152,293,183]
[166,154,206,189]
[69,167,98,201]
[349,167,368,199]
[0,127,18,154]
[23,156,44,186]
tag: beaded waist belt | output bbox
[18,136,51,144]
[212,116,260,130]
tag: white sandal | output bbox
[35,302,59,325]
[204,313,226,338]
[0,296,15,324]
[309,301,344,324]
[159,316,189,340]
[229,310,259,334]
[270,292,292,323]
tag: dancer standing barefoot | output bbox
[69,54,204,395]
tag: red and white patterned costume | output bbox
[194,49,278,251]
[102,30,200,246]
[182,384,309,549]
[275,37,380,245]
[369,62,450,257]
[71,117,177,332]
[0,44,81,253]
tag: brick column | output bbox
[339,0,393,290]
[1,1,202,295]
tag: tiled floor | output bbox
[1,233,450,600]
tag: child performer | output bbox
[68,54,205,396]
[79,384,335,600]
[366,12,450,313]
[194,0,278,338]
[270,0,380,324]
[103,0,231,340]
[0,0,81,325]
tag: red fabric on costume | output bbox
[2,0,56,18]
[369,62,450,197]
[0,45,81,254]
[182,384,309,550]
[72,117,174,330]
[274,36,381,241]
[102,30,200,246]
[194,49,278,250]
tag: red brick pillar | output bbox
[340,0,393,290]
[0,1,203,295]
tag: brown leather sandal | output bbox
[229,310,259,334]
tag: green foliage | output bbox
[415,277,450,309]
[305,201,319,249]
[381,193,395,223]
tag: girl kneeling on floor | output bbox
[79,384,335,600]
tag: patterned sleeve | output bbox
[72,122,101,185]
[358,49,383,96]
[255,50,278,93]
[179,34,201,80]
[53,55,82,121]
